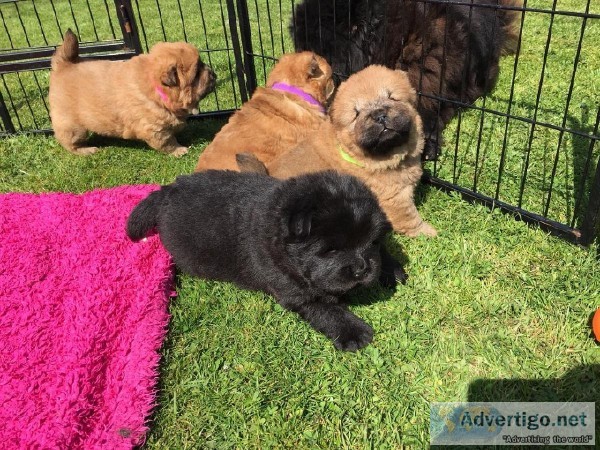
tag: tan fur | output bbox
[194,51,334,172]
[49,30,216,156]
[501,0,524,55]
[252,65,437,237]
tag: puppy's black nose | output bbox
[209,68,216,81]
[370,108,388,126]
[351,258,370,279]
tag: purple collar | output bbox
[271,82,325,113]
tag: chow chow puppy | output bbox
[290,0,521,160]
[49,30,216,156]
[239,65,436,237]
[194,51,334,172]
[127,170,406,351]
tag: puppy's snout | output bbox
[207,67,216,83]
[393,115,412,134]
[205,67,217,90]
[391,114,412,145]
[351,258,370,279]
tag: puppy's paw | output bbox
[405,221,438,237]
[332,318,374,352]
[379,263,408,288]
[72,146,99,156]
[422,138,440,161]
[169,146,189,157]
[419,221,438,237]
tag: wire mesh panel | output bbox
[426,0,600,244]
[250,0,600,244]
[0,0,244,134]
[130,0,246,115]
[0,0,135,133]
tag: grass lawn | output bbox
[1,0,599,448]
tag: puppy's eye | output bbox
[321,247,338,255]
[387,91,400,102]
[371,240,380,247]
[353,108,360,119]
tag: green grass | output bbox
[1,0,600,448]
[1,130,599,449]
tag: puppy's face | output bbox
[279,173,391,295]
[330,65,423,159]
[149,42,216,116]
[266,51,335,106]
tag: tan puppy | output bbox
[49,30,216,156]
[194,51,334,172]
[241,65,437,237]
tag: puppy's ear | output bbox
[325,79,335,101]
[236,153,268,175]
[308,55,324,79]
[161,65,179,87]
[289,212,312,238]
[408,89,418,107]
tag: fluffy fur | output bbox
[240,65,436,237]
[49,30,216,156]
[194,51,334,172]
[291,0,521,160]
[127,170,406,351]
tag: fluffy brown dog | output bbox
[49,30,216,156]
[194,51,334,172]
[240,65,436,237]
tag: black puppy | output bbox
[291,0,521,160]
[127,170,406,351]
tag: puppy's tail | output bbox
[126,189,166,241]
[51,29,79,71]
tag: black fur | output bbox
[127,170,406,351]
[291,0,519,160]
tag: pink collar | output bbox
[271,82,325,113]
[155,85,170,105]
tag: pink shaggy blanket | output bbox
[0,185,173,449]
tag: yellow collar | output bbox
[338,144,365,168]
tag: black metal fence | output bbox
[0,0,598,246]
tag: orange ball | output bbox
[593,308,600,342]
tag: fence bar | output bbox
[236,0,257,95]
[114,0,142,54]
[0,51,137,74]
[225,0,249,103]
[0,90,15,134]
[0,109,236,138]
[579,110,600,246]
[423,174,583,245]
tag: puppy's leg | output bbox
[143,131,188,157]
[54,126,99,155]
[422,121,442,162]
[283,298,373,351]
[378,245,408,288]
[384,186,437,237]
